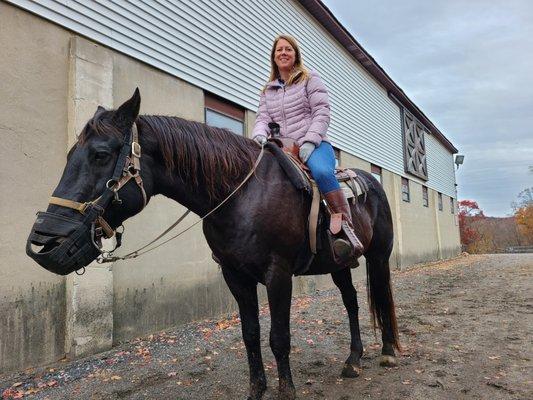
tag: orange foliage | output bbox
[515,205,533,244]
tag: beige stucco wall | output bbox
[437,194,461,259]
[399,180,440,266]
[0,2,70,372]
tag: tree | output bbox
[513,187,533,245]
[458,200,485,250]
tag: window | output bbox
[333,147,340,168]
[422,186,429,207]
[205,93,245,135]
[438,193,443,211]
[401,177,410,202]
[450,197,455,214]
[371,164,382,184]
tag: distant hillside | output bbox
[464,215,529,253]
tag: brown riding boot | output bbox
[324,189,364,262]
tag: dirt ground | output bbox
[1,253,532,400]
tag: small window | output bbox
[438,193,443,211]
[450,197,455,214]
[401,178,410,202]
[371,164,382,184]
[333,147,341,168]
[422,186,429,207]
[205,93,245,135]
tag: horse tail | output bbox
[366,256,401,351]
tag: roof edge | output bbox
[297,0,458,154]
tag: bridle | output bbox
[49,122,147,246]
[26,122,147,274]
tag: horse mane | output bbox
[78,112,260,202]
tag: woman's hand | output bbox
[254,135,267,145]
[299,142,316,163]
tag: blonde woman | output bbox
[252,34,363,260]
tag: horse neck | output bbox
[139,116,257,217]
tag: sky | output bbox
[321,0,533,216]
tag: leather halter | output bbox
[49,122,147,242]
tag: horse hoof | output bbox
[277,385,296,400]
[248,381,267,400]
[379,355,397,367]
[341,362,362,378]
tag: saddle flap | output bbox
[329,213,343,235]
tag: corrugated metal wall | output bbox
[7,0,457,197]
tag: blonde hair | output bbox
[267,34,310,87]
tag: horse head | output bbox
[26,89,154,275]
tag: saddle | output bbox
[264,137,369,274]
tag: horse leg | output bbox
[221,267,267,400]
[266,267,296,400]
[331,268,364,377]
[365,254,400,367]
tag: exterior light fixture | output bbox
[455,154,465,170]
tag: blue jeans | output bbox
[306,141,340,194]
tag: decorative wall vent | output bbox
[403,110,428,180]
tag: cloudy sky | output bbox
[322,0,533,216]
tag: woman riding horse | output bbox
[252,34,364,263]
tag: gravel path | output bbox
[1,253,532,399]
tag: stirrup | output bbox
[333,237,353,261]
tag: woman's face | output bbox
[274,38,296,72]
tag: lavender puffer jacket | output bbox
[251,70,330,146]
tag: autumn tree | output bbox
[513,187,533,245]
[458,200,486,251]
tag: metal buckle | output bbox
[106,179,118,189]
[131,142,141,158]
[79,202,90,214]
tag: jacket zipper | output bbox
[281,86,287,134]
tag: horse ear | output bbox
[113,88,141,127]
[94,105,106,117]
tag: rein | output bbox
[98,143,266,263]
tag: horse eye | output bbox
[94,151,110,162]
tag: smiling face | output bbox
[273,38,296,75]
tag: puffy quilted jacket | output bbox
[251,70,330,146]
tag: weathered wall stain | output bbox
[0,281,66,372]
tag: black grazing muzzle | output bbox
[26,203,110,275]
[26,122,146,275]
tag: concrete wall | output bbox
[0,2,70,372]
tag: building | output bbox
[0,0,460,372]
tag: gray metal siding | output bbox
[7,0,456,197]
[426,134,457,197]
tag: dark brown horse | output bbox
[26,90,400,400]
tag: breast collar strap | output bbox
[49,122,147,240]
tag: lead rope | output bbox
[98,144,266,263]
